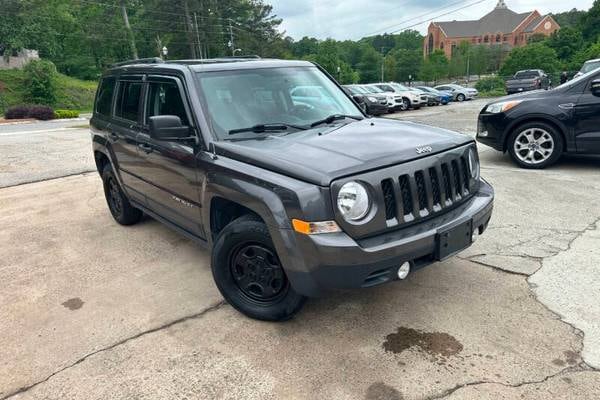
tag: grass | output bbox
[0,69,97,115]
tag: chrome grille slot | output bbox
[415,171,428,212]
[451,160,462,201]
[460,156,470,195]
[398,175,413,217]
[429,167,441,208]
[441,163,452,203]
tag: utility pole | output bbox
[228,19,235,56]
[120,0,138,59]
[380,47,385,82]
[182,0,197,59]
[194,13,202,59]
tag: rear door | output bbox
[573,73,600,154]
[109,76,147,203]
[135,75,206,238]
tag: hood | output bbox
[214,118,472,186]
[488,89,551,104]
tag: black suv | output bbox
[478,68,600,168]
[91,57,494,321]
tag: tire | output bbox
[211,215,306,321]
[507,122,563,169]
[456,93,466,102]
[402,98,410,111]
[101,163,143,225]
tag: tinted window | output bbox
[146,81,188,125]
[96,77,116,116]
[115,81,143,122]
[514,71,539,79]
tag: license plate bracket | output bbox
[436,220,473,260]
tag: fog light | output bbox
[397,262,411,280]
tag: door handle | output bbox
[138,143,154,154]
[109,132,119,141]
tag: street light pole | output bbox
[381,47,385,82]
[228,19,235,56]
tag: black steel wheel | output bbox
[211,215,306,321]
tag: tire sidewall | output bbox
[507,122,563,169]
[101,164,142,225]
[457,93,465,102]
[211,217,306,321]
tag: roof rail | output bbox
[164,56,262,65]
[111,57,164,68]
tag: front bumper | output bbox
[506,85,536,94]
[477,112,510,151]
[283,180,494,297]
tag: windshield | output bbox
[351,86,368,94]
[196,67,362,140]
[363,86,383,93]
[392,83,409,91]
[514,71,539,79]
[581,61,600,74]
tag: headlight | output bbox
[337,181,370,221]
[486,100,522,114]
[468,147,480,180]
[367,96,377,102]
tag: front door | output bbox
[135,76,206,239]
[109,77,147,203]
[574,75,600,154]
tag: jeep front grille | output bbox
[381,153,473,225]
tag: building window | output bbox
[496,34,501,42]
[484,35,489,43]
[440,42,444,50]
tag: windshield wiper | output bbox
[229,123,306,136]
[309,114,363,128]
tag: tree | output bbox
[552,8,586,27]
[23,60,57,105]
[357,45,382,83]
[383,55,397,82]
[568,41,600,70]
[547,27,585,61]
[390,49,422,82]
[499,43,561,76]
[579,0,600,42]
[420,50,448,83]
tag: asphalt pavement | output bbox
[1,102,598,399]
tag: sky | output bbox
[267,0,596,40]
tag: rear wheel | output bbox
[101,164,143,225]
[507,122,563,169]
[211,215,306,321]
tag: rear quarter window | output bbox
[95,77,116,117]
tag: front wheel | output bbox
[456,93,466,102]
[211,215,306,321]
[507,122,563,169]
[402,98,410,111]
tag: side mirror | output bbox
[591,80,600,97]
[352,95,364,103]
[149,115,190,140]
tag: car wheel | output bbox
[508,122,563,169]
[402,98,410,110]
[456,93,466,102]
[211,215,306,321]
[101,164,143,225]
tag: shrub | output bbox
[54,109,80,119]
[476,76,505,93]
[23,60,58,106]
[4,105,55,120]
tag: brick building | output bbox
[424,1,560,59]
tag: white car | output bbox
[373,82,425,110]
[574,59,600,79]
[360,85,404,112]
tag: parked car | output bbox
[417,86,452,105]
[343,85,388,116]
[434,84,478,102]
[504,70,550,94]
[91,57,493,321]
[373,82,424,110]
[574,59,600,78]
[478,67,600,169]
[360,84,404,112]
[410,87,439,106]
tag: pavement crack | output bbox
[422,364,590,400]
[0,300,227,400]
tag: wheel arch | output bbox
[502,117,568,153]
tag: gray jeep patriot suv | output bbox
[91,57,494,321]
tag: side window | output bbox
[96,77,116,116]
[115,81,143,122]
[146,81,189,125]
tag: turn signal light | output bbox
[292,219,341,235]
